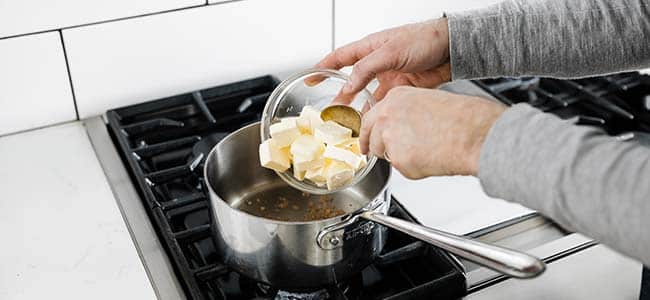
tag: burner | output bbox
[192,132,229,163]
[106,75,466,299]
[275,289,330,300]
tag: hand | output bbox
[360,86,507,179]
[315,18,451,102]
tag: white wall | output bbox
[334,0,501,47]
[63,0,331,118]
[0,0,496,136]
[0,32,75,135]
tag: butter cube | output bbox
[314,180,327,187]
[296,106,324,134]
[293,165,306,181]
[357,155,368,170]
[338,138,361,155]
[325,161,354,190]
[270,118,301,147]
[305,166,327,183]
[314,121,352,145]
[293,156,325,182]
[259,139,290,172]
[294,156,325,172]
[323,145,363,169]
[290,135,324,160]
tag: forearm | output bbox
[479,104,650,265]
[447,0,650,79]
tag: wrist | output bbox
[463,99,506,176]
[424,18,450,66]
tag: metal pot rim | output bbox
[203,121,392,226]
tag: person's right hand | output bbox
[315,18,451,102]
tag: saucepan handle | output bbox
[360,211,546,279]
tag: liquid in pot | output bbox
[232,183,366,222]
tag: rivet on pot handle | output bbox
[316,213,363,250]
[317,197,386,250]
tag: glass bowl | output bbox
[260,68,377,195]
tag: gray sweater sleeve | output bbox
[447,0,650,79]
[446,0,650,265]
[479,104,650,265]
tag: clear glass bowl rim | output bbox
[260,68,378,195]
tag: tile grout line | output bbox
[0,29,58,42]
[58,30,80,120]
[0,119,80,139]
[0,0,242,41]
[331,0,336,51]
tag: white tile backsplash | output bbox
[0,0,203,38]
[63,0,332,118]
[0,32,75,136]
[334,0,501,47]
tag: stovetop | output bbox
[103,70,650,300]
[105,76,465,299]
[474,72,650,137]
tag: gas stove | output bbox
[99,75,466,299]
[83,70,650,300]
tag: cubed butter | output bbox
[323,145,363,169]
[259,139,290,172]
[270,118,301,147]
[305,166,327,183]
[326,161,354,190]
[290,135,324,160]
[357,155,368,170]
[293,156,325,182]
[293,164,306,181]
[338,137,361,155]
[296,106,324,134]
[314,121,352,145]
[294,156,325,172]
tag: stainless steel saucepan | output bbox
[204,122,545,290]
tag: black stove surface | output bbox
[105,76,466,300]
[474,72,650,136]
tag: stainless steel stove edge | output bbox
[462,214,595,292]
[84,116,186,300]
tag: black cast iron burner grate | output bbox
[106,75,466,300]
[473,72,650,136]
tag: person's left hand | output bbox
[359,86,507,179]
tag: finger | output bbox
[368,122,386,159]
[310,39,375,89]
[372,83,394,101]
[404,63,452,88]
[361,101,371,114]
[342,48,396,97]
[304,73,328,87]
[315,39,374,70]
[330,88,356,105]
[358,100,386,154]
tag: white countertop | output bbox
[466,245,642,300]
[391,171,533,235]
[0,122,155,300]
